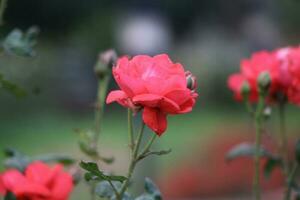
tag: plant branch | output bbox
[93,76,110,149]
[128,109,134,153]
[253,94,265,200]
[107,180,121,199]
[118,122,145,199]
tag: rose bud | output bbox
[186,71,197,92]
[257,71,271,93]
[94,49,118,79]
[240,81,250,100]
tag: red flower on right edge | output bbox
[228,46,300,105]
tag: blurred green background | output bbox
[1,0,300,199]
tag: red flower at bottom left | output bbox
[0,161,73,200]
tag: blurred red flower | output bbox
[106,54,198,135]
[228,51,281,102]
[228,46,300,105]
[0,161,73,200]
[276,46,300,105]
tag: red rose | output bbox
[228,51,281,102]
[106,54,198,135]
[280,47,300,105]
[0,161,73,200]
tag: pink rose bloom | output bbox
[106,54,198,135]
[0,161,73,200]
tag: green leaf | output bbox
[226,143,276,161]
[138,149,172,161]
[79,141,98,157]
[3,148,74,171]
[33,154,75,165]
[4,192,17,200]
[80,161,127,183]
[296,140,300,164]
[263,158,282,179]
[0,74,27,98]
[3,148,30,171]
[2,26,39,57]
[76,129,114,164]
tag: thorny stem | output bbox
[118,121,146,199]
[253,94,265,200]
[0,0,8,26]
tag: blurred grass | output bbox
[0,105,299,199]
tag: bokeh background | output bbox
[1,0,300,199]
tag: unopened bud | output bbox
[257,71,271,93]
[94,49,118,79]
[241,81,250,98]
[186,71,197,91]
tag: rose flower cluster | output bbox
[228,46,300,105]
[106,54,198,135]
[0,161,73,200]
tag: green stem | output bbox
[253,94,265,200]
[128,109,134,153]
[93,76,110,149]
[0,0,8,26]
[279,102,290,200]
[90,76,110,200]
[119,122,145,199]
[286,163,299,200]
[107,180,121,199]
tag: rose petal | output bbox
[160,97,180,113]
[1,169,50,198]
[25,161,61,186]
[132,94,162,107]
[164,89,191,105]
[106,90,128,104]
[51,172,74,200]
[142,107,167,136]
[227,73,246,101]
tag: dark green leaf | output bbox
[0,74,27,98]
[226,143,276,161]
[4,192,17,200]
[2,26,39,57]
[80,161,127,183]
[296,140,300,164]
[138,149,172,161]
[263,158,282,179]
